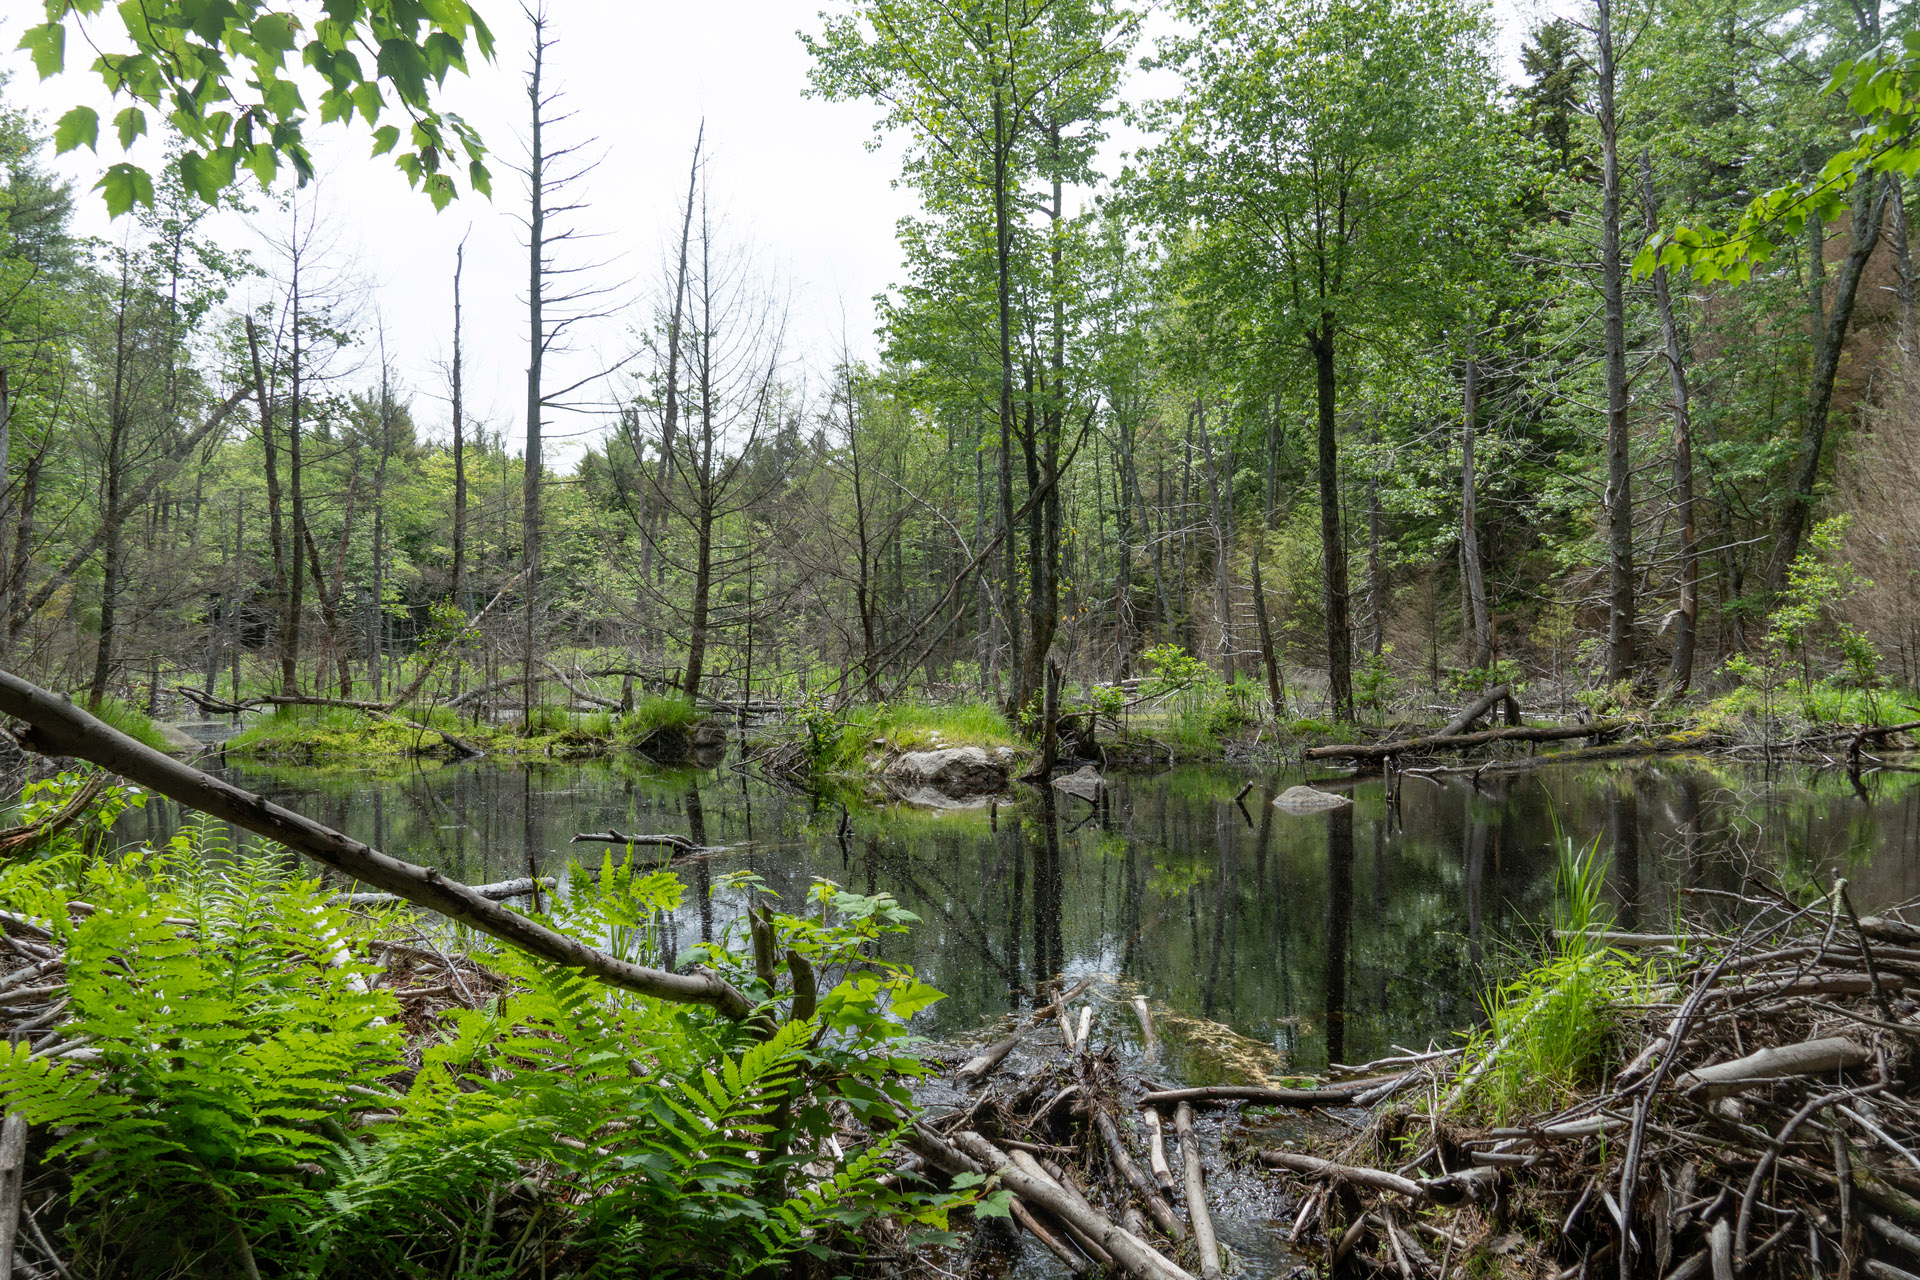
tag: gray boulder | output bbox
[884,746,1009,798]
[1051,764,1104,803]
[1273,785,1352,812]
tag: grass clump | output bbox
[1453,820,1661,1122]
[620,693,703,737]
[88,696,173,753]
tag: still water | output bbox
[125,748,1920,1078]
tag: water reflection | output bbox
[127,754,1920,1078]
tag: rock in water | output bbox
[1052,764,1103,803]
[1273,785,1351,812]
[883,746,1009,798]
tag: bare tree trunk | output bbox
[1197,396,1235,681]
[451,236,469,607]
[87,260,141,711]
[1597,0,1635,686]
[1251,534,1286,719]
[1460,327,1492,674]
[1893,175,1915,356]
[1310,320,1354,721]
[1639,151,1700,694]
[522,13,548,731]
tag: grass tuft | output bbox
[89,696,174,753]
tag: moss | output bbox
[225,701,713,763]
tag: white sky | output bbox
[0,0,1541,468]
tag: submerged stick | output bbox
[1175,1102,1223,1279]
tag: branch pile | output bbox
[1241,888,1920,1279]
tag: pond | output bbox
[124,747,1920,1078]
[115,744,1920,1275]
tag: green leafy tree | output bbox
[1133,0,1508,720]
[21,0,495,212]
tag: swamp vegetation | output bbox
[3,0,1920,1274]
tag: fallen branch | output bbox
[951,1131,1195,1280]
[0,670,754,1019]
[1175,1102,1223,1279]
[1141,1076,1404,1109]
[337,876,556,907]
[1305,720,1626,762]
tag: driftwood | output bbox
[0,670,754,1019]
[1174,1102,1223,1279]
[337,876,556,907]
[957,976,1098,1085]
[1305,719,1626,762]
[1093,1108,1183,1240]
[1674,1037,1870,1098]
[951,1131,1196,1280]
[1140,1077,1403,1109]
[0,1112,25,1278]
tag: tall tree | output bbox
[1138,0,1503,720]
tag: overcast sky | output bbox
[0,0,1543,467]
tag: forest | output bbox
[0,0,1918,1276]
[0,0,1911,742]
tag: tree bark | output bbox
[1310,321,1354,720]
[1597,0,1635,685]
[1639,152,1700,694]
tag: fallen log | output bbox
[1438,684,1510,737]
[1141,1076,1404,1109]
[1093,1108,1184,1240]
[0,670,755,1019]
[569,831,705,853]
[1175,1102,1223,1279]
[1026,1154,1118,1269]
[1675,1037,1871,1098]
[1305,720,1626,762]
[952,1131,1196,1280]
